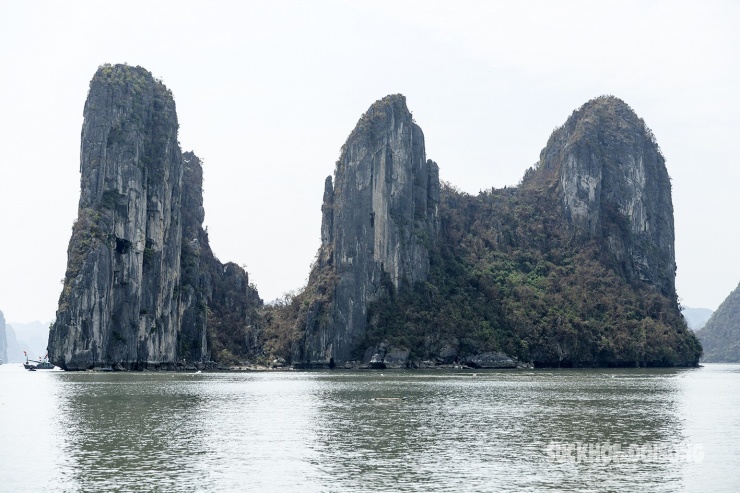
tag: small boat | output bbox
[24,352,56,371]
[23,351,36,369]
[34,360,55,370]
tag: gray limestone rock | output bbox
[532,96,676,299]
[50,65,185,370]
[437,345,458,365]
[362,346,378,365]
[297,95,440,366]
[48,65,261,370]
[383,348,411,369]
[363,345,410,369]
[178,152,262,366]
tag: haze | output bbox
[1,0,738,323]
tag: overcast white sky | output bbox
[1,0,738,324]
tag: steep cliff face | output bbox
[178,152,263,365]
[362,95,700,367]
[49,65,261,370]
[698,283,740,362]
[50,80,698,369]
[50,65,184,370]
[178,151,210,363]
[296,95,440,366]
[530,96,676,299]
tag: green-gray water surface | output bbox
[1,364,739,492]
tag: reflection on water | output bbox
[306,371,688,492]
[55,373,211,491]
[1,365,739,492]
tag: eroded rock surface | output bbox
[49,65,261,370]
[296,95,439,366]
[533,96,676,298]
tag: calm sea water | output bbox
[1,364,739,492]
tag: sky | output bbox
[0,0,738,324]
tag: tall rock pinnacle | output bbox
[50,65,185,369]
[298,95,440,366]
[49,64,262,370]
[533,96,676,299]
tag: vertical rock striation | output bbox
[178,151,212,364]
[176,151,263,366]
[297,95,440,366]
[49,65,261,370]
[171,151,264,366]
[50,65,184,370]
[532,96,676,299]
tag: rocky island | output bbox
[48,64,701,370]
[274,94,700,368]
[48,65,261,370]
[697,282,740,362]
[0,310,7,364]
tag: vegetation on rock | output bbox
[365,182,700,367]
[697,283,740,362]
[262,95,701,368]
[50,68,702,370]
[51,65,263,370]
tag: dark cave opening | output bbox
[115,237,131,255]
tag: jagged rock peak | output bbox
[299,94,440,366]
[533,96,661,179]
[559,95,657,146]
[49,65,264,370]
[341,94,411,153]
[529,95,676,299]
[324,92,439,287]
[49,64,186,370]
[182,151,206,236]
[79,64,180,209]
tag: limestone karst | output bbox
[698,282,740,362]
[48,65,700,369]
[289,95,700,368]
[296,95,440,366]
[48,65,261,370]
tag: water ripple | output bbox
[1,365,739,492]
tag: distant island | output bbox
[682,306,714,331]
[697,283,740,362]
[0,316,50,364]
[48,64,701,370]
[0,310,6,363]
